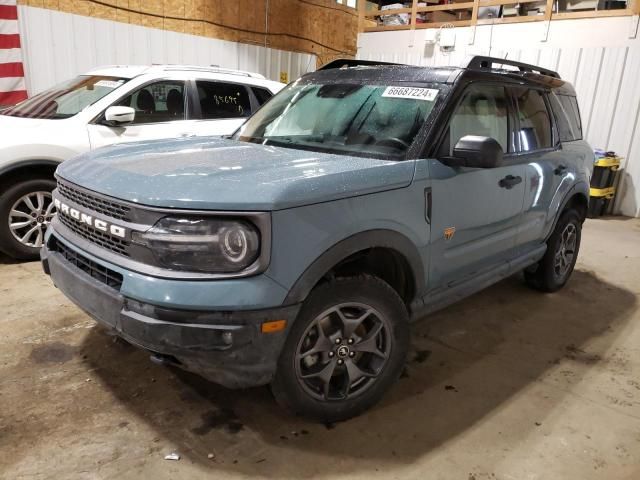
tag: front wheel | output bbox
[271,275,409,422]
[0,178,57,260]
[525,208,582,292]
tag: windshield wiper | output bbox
[264,135,326,144]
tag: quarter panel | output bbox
[537,140,593,240]
[517,149,574,250]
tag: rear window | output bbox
[251,87,273,106]
[514,88,553,151]
[196,81,252,119]
[549,93,583,142]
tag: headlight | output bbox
[133,217,260,273]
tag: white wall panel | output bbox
[16,5,315,95]
[358,17,640,217]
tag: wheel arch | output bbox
[0,160,59,193]
[283,229,426,308]
[545,181,589,241]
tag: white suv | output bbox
[0,65,284,259]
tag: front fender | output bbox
[282,229,425,305]
[265,182,430,306]
[0,143,78,167]
[0,158,61,177]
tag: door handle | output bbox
[499,175,522,189]
[554,164,568,175]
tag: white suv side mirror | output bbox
[104,106,135,125]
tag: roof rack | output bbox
[467,56,560,79]
[158,65,266,79]
[318,58,403,71]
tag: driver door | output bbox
[428,83,526,291]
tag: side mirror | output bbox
[451,135,504,168]
[104,106,135,126]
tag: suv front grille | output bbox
[57,181,131,221]
[58,214,130,257]
[52,237,123,290]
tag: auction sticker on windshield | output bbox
[382,87,438,101]
[95,80,125,89]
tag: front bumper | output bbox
[41,235,300,388]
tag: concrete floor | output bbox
[1,218,639,480]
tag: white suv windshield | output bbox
[236,82,440,157]
[2,75,127,119]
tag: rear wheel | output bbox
[525,208,582,292]
[271,275,409,422]
[0,178,56,260]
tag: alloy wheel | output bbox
[294,302,392,402]
[8,191,55,248]
[554,222,577,279]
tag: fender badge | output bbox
[444,227,456,241]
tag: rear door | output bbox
[428,83,526,290]
[185,80,256,137]
[511,87,576,252]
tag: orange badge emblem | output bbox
[444,227,456,240]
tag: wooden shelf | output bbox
[417,2,476,11]
[364,6,414,17]
[359,0,637,31]
[478,0,544,6]
[553,8,633,19]
[476,14,546,24]
[414,19,475,27]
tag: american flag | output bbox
[0,0,27,105]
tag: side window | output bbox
[514,88,553,151]
[196,81,252,119]
[548,93,573,142]
[553,94,582,141]
[116,80,185,124]
[439,84,509,157]
[251,87,274,106]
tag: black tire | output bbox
[524,208,582,293]
[271,275,409,422]
[0,178,56,260]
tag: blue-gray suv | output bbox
[41,57,593,421]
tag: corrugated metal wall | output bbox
[358,19,640,218]
[16,5,316,95]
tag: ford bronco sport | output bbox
[42,57,593,421]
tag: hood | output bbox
[57,137,416,211]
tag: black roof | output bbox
[310,56,575,95]
[307,63,461,85]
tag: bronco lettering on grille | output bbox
[54,198,127,238]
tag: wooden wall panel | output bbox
[16,0,358,59]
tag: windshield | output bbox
[2,75,127,119]
[235,82,440,157]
